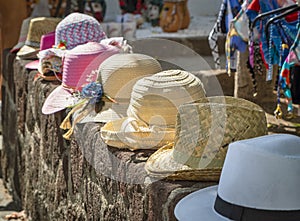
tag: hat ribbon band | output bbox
[214,194,300,221]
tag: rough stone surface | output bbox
[2,53,223,221]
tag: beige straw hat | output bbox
[145,96,268,181]
[17,17,61,59]
[80,53,163,123]
[100,69,206,150]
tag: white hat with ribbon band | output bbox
[175,134,300,221]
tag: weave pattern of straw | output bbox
[173,96,267,168]
[145,96,267,181]
[25,17,61,47]
[127,70,206,128]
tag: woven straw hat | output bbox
[55,12,107,50]
[17,17,61,59]
[42,42,120,114]
[145,96,268,181]
[100,69,206,150]
[80,53,162,123]
[11,17,32,53]
[175,134,300,221]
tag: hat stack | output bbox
[55,12,107,50]
[17,17,61,59]
[145,96,268,181]
[100,69,206,150]
[42,42,120,114]
[175,134,300,221]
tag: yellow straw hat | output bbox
[145,96,268,181]
[17,17,61,59]
[100,69,206,150]
[80,53,163,123]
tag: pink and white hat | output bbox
[42,42,120,115]
[25,31,56,70]
[55,12,107,50]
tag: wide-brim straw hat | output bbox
[80,53,163,123]
[100,69,206,150]
[42,42,120,114]
[17,17,61,59]
[175,134,300,221]
[145,96,268,181]
[10,17,32,53]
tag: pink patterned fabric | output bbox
[55,12,107,49]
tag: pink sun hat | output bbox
[55,12,107,50]
[42,41,120,115]
[25,31,56,70]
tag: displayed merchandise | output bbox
[55,12,107,50]
[145,96,267,181]
[80,53,162,123]
[10,17,32,53]
[175,134,300,221]
[16,17,61,59]
[42,42,120,114]
[159,0,190,31]
[100,69,206,150]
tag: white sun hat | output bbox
[175,134,300,221]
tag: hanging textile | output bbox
[208,0,242,70]
[246,0,298,81]
[276,26,300,119]
[208,0,227,69]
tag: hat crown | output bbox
[26,17,61,48]
[218,134,300,210]
[97,53,162,100]
[62,42,120,89]
[40,31,55,50]
[17,17,32,44]
[55,12,107,49]
[127,70,206,127]
[172,96,267,168]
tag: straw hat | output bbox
[145,96,268,181]
[55,12,107,50]
[42,42,120,115]
[10,17,32,53]
[175,134,300,221]
[17,17,61,59]
[100,69,206,150]
[80,53,163,123]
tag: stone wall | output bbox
[1,51,233,220]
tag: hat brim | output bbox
[100,117,176,150]
[10,42,25,53]
[25,60,39,69]
[80,101,129,124]
[17,45,39,59]
[145,144,222,181]
[42,85,77,115]
[175,185,230,221]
